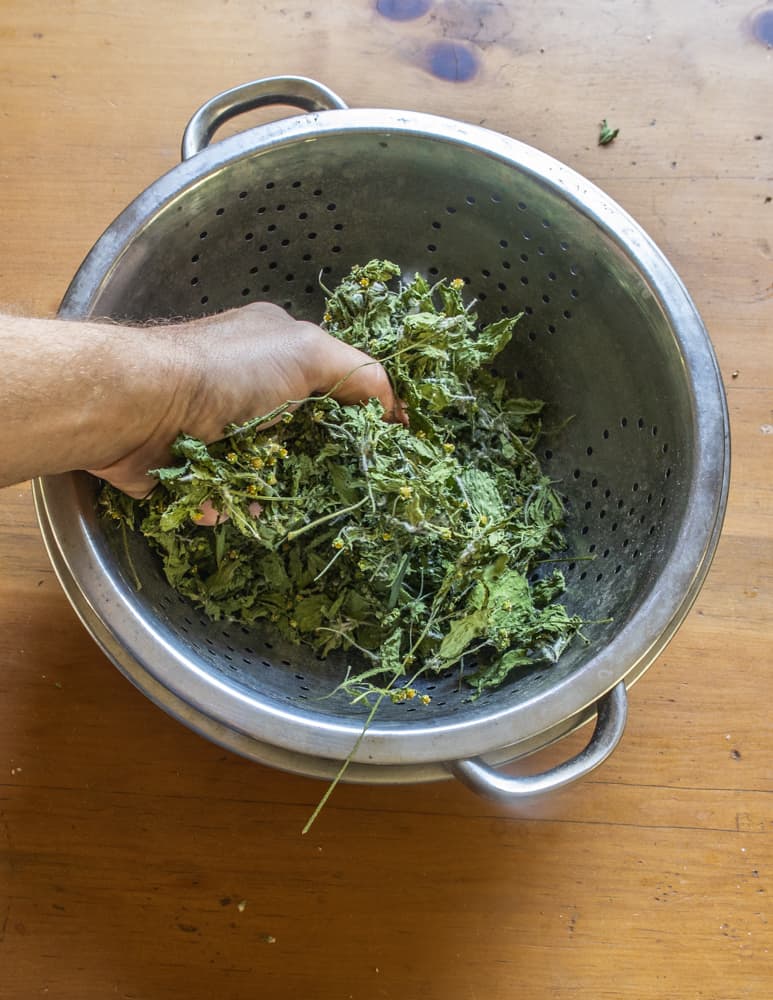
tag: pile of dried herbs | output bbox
[101,259,583,703]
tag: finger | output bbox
[196,499,225,526]
[194,499,262,528]
[310,333,405,422]
[87,466,159,500]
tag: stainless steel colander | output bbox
[33,77,730,802]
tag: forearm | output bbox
[0,314,174,486]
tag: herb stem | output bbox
[313,544,347,582]
[285,496,369,541]
[301,691,387,835]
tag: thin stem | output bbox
[285,496,368,541]
[313,544,347,583]
[301,691,387,836]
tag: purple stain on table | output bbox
[376,0,432,20]
[424,40,479,82]
[752,8,773,45]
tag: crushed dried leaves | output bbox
[101,260,583,704]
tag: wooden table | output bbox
[1,2,771,997]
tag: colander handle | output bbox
[181,76,349,160]
[448,681,628,802]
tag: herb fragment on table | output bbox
[100,260,583,703]
[598,119,620,145]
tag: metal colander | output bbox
[34,78,729,802]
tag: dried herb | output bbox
[598,119,620,145]
[101,260,582,704]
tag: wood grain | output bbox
[1,2,771,998]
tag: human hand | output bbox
[87,302,402,502]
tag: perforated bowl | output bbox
[34,77,729,802]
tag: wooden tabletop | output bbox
[1,2,771,997]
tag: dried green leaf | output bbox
[598,119,620,145]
